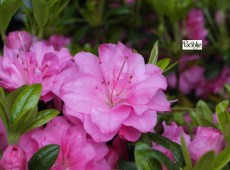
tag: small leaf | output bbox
[212,145,230,170]
[194,151,215,170]
[157,58,170,71]
[10,84,42,125]
[164,61,178,73]
[6,85,27,113]
[196,100,213,122]
[23,109,59,133]
[148,41,159,65]
[29,144,60,170]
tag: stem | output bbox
[204,8,219,40]
[7,131,20,145]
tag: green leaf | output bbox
[32,0,49,36]
[157,58,170,71]
[23,109,59,133]
[163,61,178,73]
[135,142,178,170]
[212,145,230,170]
[148,41,159,65]
[216,100,230,143]
[118,160,138,170]
[0,0,22,41]
[0,87,8,127]
[10,84,42,125]
[180,134,192,169]
[29,144,60,170]
[148,133,185,168]
[12,107,37,133]
[6,85,27,115]
[194,151,215,170]
[196,100,213,122]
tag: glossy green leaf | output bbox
[6,85,27,115]
[23,109,59,133]
[157,58,170,71]
[148,41,159,65]
[0,0,22,41]
[212,145,230,170]
[194,151,215,170]
[135,142,178,170]
[10,84,42,125]
[148,133,185,168]
[13,107,37,133]
[29,144,60,170]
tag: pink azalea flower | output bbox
[152,122,190,161]
[208,67,230,94]
[46,35,71,51]
[189,127,225,162]
[19,117,117,170]
[177,55,206,95]
[60,42,170,142]
[179,66,205,95]
[0,145,28,170]
[166,72,177,89]
[6,31,36,51]
[0,33,75,101]
[183,9,208,45]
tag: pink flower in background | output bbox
[46,35,71,51]
[189,127,225,162]
[0,145,28,170]
[208,67,230,94]
[19,117,117,170]
[60,42,170,142]
[166,72,177,89]
[184,9,208,45]
[0,33,75,101]
[179,66,205,95]
[6,31,36,51]
[152,122,190,161]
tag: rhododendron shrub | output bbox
[1,0,230,169]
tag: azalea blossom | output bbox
[0,31,76,101]
[189,127,225,161]
[59,42,170,142]
[183,9,208,45]
[19,116,117,170]
[46,35,71,51]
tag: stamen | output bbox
[109,56,128,106]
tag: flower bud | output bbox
[0,145,28,170]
